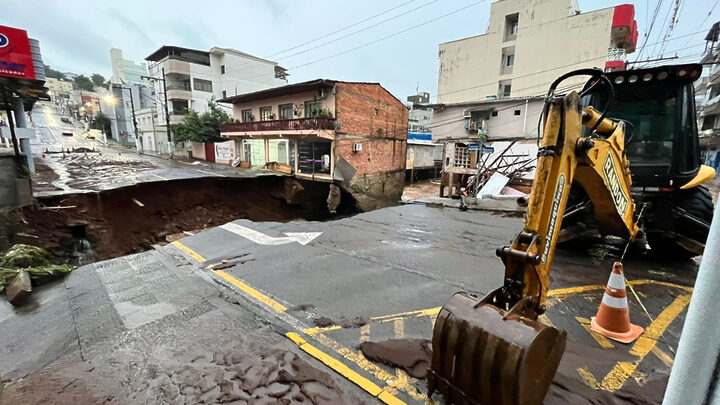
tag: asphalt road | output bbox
[168,204,700,404]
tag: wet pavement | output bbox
[27,102,277,196]
[167,204,699,404]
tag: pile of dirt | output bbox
[19,177,357,263]
[358,338,432,379]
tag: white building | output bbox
[432,0,639,196]
[143,45,288,154]
[109,48,147,85]
[437,0,638,104]
[407,92,433,133]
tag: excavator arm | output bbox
[428,70,639,405]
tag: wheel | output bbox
[646,186,714,258]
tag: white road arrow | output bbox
[220,223,322,246]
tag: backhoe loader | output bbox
[427,69,641,404]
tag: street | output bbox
[28,101,273,196]
[1,203,695,404]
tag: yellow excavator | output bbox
[427,69,642,404]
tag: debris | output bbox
[131,198,144,207]
[37,206,77,211]
[0,244,75,293]
[6,270,31,306]
[339,317,368,329]
[312,317,334,327]
[478,172,510,198]
[358,339,432,378]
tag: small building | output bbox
[219,79,408,211]
[698,22,720,171]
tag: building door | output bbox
[297,140,331,175]
[242,139,266,166]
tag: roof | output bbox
[218,79,336,104]
[424,95,545,110]
[209,47,278,66]
[145,45,208,62]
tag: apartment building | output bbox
[109,48,146,86]
[406,92,441,181]
[219,79,408,211]
[432,0,638,196]
[437,0,638,103]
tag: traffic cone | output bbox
[590,262,643,343]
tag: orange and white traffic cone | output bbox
[590,262,643,343]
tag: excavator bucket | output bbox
[427,292,567,405]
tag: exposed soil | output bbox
[360,338,667,404]
[401,181,440,202]
[358,339,431,379]
[32,158,61,193]
[18,176,357,264]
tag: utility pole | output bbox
[121,86,140,151]
[141,69,173,157]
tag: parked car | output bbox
[61,128,74,136]
[60,117,71,124]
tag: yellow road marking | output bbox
[599,294,691,391]
[286,333,406,405]
[394,319,405,339]
[548,279,693,297]
[372,307,441,323]
[539,313,555,328]
[576,316,615,349]
[171,241,206,262]
[651,346,675,367]
[576,366,600,389]
[214,270,287,313]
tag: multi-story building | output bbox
[143,46,288,154]
[431,0,638,196]
[406,92,441,181]
[109,48,147,85]
[103,83,154,144]
[698,21,720,171]
[437,0,638,103]
[45,78,74,114]
[219,79,408,211]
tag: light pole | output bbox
[118,86,140,153]
[141,69,172,158]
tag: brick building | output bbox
[219,79,408,211]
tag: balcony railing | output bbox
[221,117,336,133]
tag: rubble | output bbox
[0,244,75,302]
[6,270,31,305]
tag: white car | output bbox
[61,128,74,136]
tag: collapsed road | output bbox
[0,203,700,404]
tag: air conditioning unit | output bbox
[462,109,472,118]
[352,143,362,152]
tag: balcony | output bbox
[222,117,336,133]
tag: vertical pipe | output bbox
[522,98,529,135]
[5,107,20,156]
[162,67,172,157]
[663,201,720,404]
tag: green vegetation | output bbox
[44,64,66,80]
[73,74,95,91]
[91,112,112,135]
[0,244,75,292]
[171,100,233,144]
[91,73,106,88]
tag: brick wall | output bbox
[334,82,408,176]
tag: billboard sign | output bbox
[0,25,36,80]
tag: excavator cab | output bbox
[578,64,714,256]
[428,69,640,404]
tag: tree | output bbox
[73,75,94,91]
[171,101,233,144]
[44,64,65,80]
[91,74,106,88]
[91,112,111,134]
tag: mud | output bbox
[339,317,368,329]
[358,339,432,379]
[361,338,667,404]
[19,177,357,263]
[312,317,334,328]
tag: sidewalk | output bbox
[0,247,368,404]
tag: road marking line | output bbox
[651,346,675,367]
[599,294,691,391]
[196,169,225,177]
[539,313,556,328]
[576,316,615,349]
[215,270,287,313]
[171,241,206,262]
[576,366,600,389]
[220,222,322,246]
[394,319,405,339]
[548,279,693,297]
[286,332,406,405]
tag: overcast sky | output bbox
[3,0,716,101]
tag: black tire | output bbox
[647,185,714,258]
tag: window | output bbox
[279,103,294,119]
[504,13,519,41]
[260,106,272,121]
[304,100,323,117]
[220,65,225,74]
[511,22,519,35]
[241,109,253,122]
[503,85,511,97]
[514,109,521,116]
[193,78,213,92]
[491,111,499,117]
[506,54,515,67]
[222,90,227,98]
[702,115,717,130]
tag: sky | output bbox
[3,0,717,102]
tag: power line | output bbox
[678,0,719,50]
[636,0,666,61]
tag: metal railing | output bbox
[221,117,336,132]
[607,47,627,62]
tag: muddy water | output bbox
[20,176,357,263]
